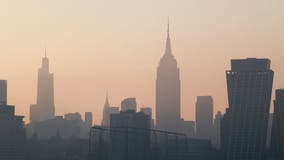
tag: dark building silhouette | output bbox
[179,119,196,138]
[110,110,151,160]
[121,97,137,112]
[30,52,55,123]
[270,89,284,159]
[156,22,181,132]
[85,112,93,128]
[212,111,222,149]
[0,80,26,160]
[195,96,213,140]
[222,58,274,160]
[101,94,119,126]
[141,107,155,128]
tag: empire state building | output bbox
[156,23,181,132]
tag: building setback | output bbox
[0,80,26,160]
[30,52,55,123]
[156,22,181,132]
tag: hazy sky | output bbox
[1,0,284,124]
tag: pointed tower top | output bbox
[44,48,47,58]
[167,17,170,36]
[104,92,110,108]
[164,18,173,57]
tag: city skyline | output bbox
[1,1,284,124]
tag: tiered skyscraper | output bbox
[30,52,55,122]
[101,94,119,126]
[156,22,181,132]
[222,58,274,160]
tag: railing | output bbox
[88,126,189,160]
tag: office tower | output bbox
[179,119,196,138]
[30,52,55,122]
[0,80,7,105]
[195,96,213,140]
[110,110,151,160]
[0,80,26,160]
[64,112,82,121]
[270,89,284,159]
[85,112,93,128]
[121,97,137,112]
[222,58,274,160]
[141,107,155,128]
[156,22,181,132]
[101,94,119,126]
[212,111,222,149]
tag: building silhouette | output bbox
[0,80,26,160]
[195,96,213,140]
[222,58,274,160]
[156,22,181,132]
[85,112,93,128]
[30,52,55,123]
[110,110,151,160]
[212,111,222,149]
[101,94,119,126]
[270,89,284,159]
[141,107,155,128]
[121,97,137,112]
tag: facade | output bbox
[121,97,137,112]
[222,58,274,160]
[195,96,213,140]
[156,23,181,132]
[0,80,26,160]
[270,89,284,159]
[30,53,55,123]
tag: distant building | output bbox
[212,111,222,149]
[110,110,151,160]
[121,97,137,112]
[0,80,7,105]
[101,94,119,126]
[27,116,82,140]
[30,52,55,123]
[195,96,213,140]
[85,112,93,128]
[222,58,274,160]
[156,22,181,133]
[64,112,82,121]
[179,119,195,138]
[270,89,284,159]
[0,80,26,160]
[140,107,155,128]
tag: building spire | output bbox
[164,17,173,57]
[104,92,110,108]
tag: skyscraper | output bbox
[212,111,222,149]
[195,96,214,140]
[30,52,55,123]
[0,80,26,160]
[222,58,274,160]
[85,112,93,128]
[121,97,137,112]
[101,94,119,126]
[156,22,181,132]
[270,89,284,159]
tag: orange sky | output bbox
[1,0,284,124]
